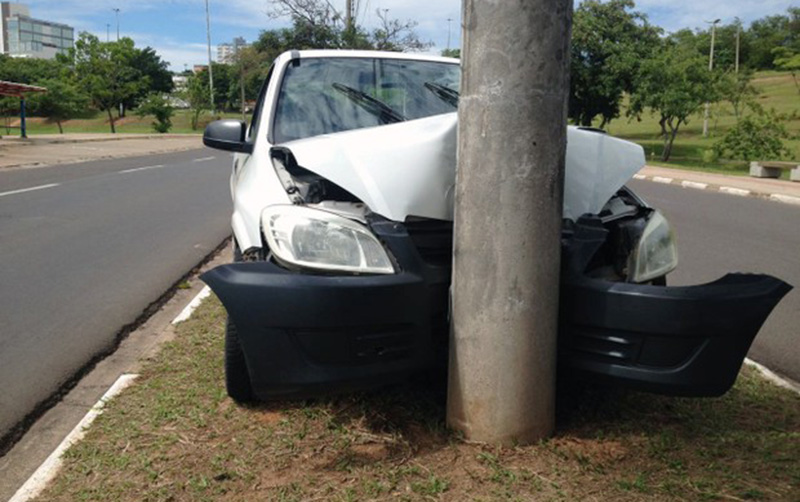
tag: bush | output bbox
[714,108,791,161]
[135,93,174,133]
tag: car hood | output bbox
[279,113,645,222]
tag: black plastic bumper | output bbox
[559,273,791,396]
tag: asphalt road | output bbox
[629,180,800,383]
[0,149,231,437]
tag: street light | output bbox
[702,18,721,138]
[112,8,120,41]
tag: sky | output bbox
[13,0,799,71]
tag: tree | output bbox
[135,93,174,133]
[718,71,758,121]
[629,44,719,161]
[774,47,800,93]
[28,78,89,133]
[66,33,148,133]
[441,48,461,58]
[746,9,799,70]
[232,46,269,119]
[123,46,173,116]
[184,73,210,130]
[569,0,661,128]
[264,0,429,53]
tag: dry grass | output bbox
[35,296,800,501]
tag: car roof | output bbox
[275,49,460,66]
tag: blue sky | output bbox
[15,0,799,71]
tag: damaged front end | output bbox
[202,130,790,400]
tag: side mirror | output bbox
[203,120,253,153]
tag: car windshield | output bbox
[272,57,460,143]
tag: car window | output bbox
[272,57,460,143]
[247,64,274,141]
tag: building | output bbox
[0,2,74,59]
[216,37,247,64]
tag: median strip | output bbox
[0,183,60,198]
[652,176,673,184]
[23,295,800,502]
[719,186,751,197]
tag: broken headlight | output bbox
[628,210,678,283]
[261,205,395,275]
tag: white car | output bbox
[201,50,790,402]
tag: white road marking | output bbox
[769,194,800,206]
[0,183,60,198]
[119,164,165,174]
[8,374,139,502]
[192,156,215,162]
[632,174,646,180]
[681,181,708,190]
[744,359,800,396]
[719,186,750,197]
[172,286,212,325]
[652,176,673,184]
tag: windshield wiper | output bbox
[332,82,406,124]
[424,81,459,107]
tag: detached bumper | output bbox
[202,261,441,400]
[560,273,791,396]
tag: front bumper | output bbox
[203,218,790,399]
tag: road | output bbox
[629,180,800,383]
[0,149,231,438]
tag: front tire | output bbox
[225,317,254,403]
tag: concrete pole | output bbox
[447,0,572,445]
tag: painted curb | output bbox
[171,286,211,325]
[8,374,139,502]
[744,359,800,396]
[633,173,800,207]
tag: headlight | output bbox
[261,205,395,274]
[628,210,678,283]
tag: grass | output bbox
[34,295,800,501]
[606,71,800,172]
[0,109,248,135]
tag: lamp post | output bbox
[446,17,453,51]
[112,8,120,41]
[702,18,720,138]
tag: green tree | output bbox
[123,46,173,116]
[184,73,210,130]
[66,33,148,133]
[773,47,800,92]
[629,44,719,161]
[232,46,269,119]
[441,48,460,59]
[717,71,758,121]
[135,93,174,133]
[569,0,661,127]
[27,78,89,133]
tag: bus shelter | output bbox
[0,80,47,138]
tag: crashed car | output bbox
[201,50,790,402]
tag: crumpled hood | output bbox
[280,113,645,221]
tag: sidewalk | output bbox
[0,133,203,169]
[640,165,800,204]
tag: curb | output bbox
[633,173,800,207]
[8,374,139,502]
[744,359,800,396]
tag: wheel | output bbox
[225,316,254,403]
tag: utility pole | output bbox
[345,0,353,32]
[702,18,720,138]
[112,8,120,41]
[448,0,572,445]
[735,23,741,74]
[446,17,452,51]
[205,0,215,115]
